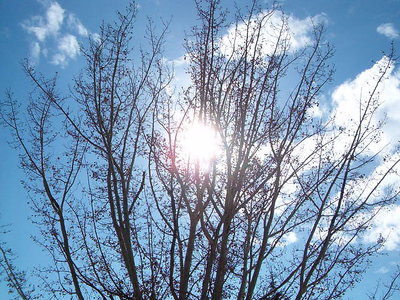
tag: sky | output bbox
[1,0,400,298]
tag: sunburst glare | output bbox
[180,121,221,168]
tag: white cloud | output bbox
[162,55,192,95]
[283,231,298,245]
[58,34,80,57]
[220,10,327,58]
[288,13,327,50]
[51,34,80,66]
[67,14,89,37]
[46,2,65,36]
[331,56,400,155]
[91,33,101,44]
[22,2,65,41]
[376,266,390,274]
[326,59,400,246]
[276,231,298,247]
[377,23,399,39]
[285,58,400,251]
[331,57,389,129]
[30,41,41,64]
[364,205,400,251]
[307,102,323,118]
[171,55,188,67]
[22,1,90,66]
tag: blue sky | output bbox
[1,0,400,298]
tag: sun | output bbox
[181,121,221,166]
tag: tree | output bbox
[1,0,399,299]
[0,226,34,299]
[368,266,400,300]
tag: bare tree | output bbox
[0,224,36,299]
[2,2,169,299]
[1,0,399,299]
[369,266,400,300]
[149,1,399,299]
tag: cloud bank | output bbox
[332,56,400,154]
[330,56,400,250]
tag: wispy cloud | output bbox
[22,1,90,66]
[30,41,41,62]
[377,23,399,39]
[376,266,390,274]
[67,14,89,37]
